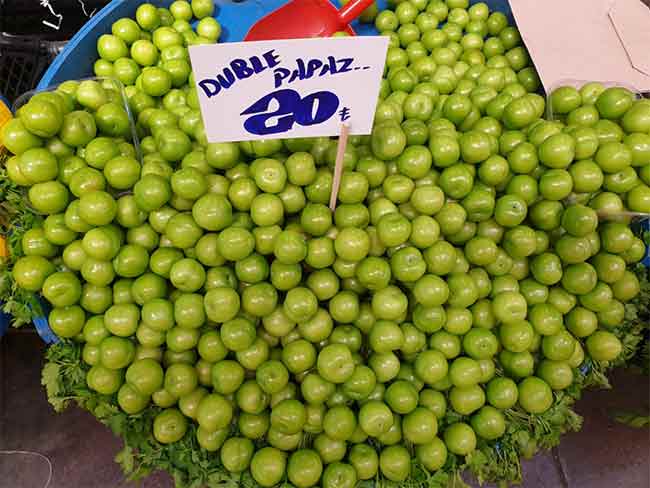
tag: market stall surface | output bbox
[1,330,648,488]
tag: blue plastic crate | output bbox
[21,0,650,350]
[1,95,55,342]
[642,219,650,267]
[0,305,10,338]
[32,0,517,342]
[0,302,56,343]
[39,0,515,89]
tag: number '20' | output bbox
[241,89,340,136]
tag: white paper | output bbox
[189,37,389,143]
[509,0,650,93]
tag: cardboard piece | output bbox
[609,0,650,77]
[509,0,650,93]
[189,36,389,143]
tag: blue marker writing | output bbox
[199,49,281,98]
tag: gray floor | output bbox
[1,330,648,488]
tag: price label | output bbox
[189,36,389,143]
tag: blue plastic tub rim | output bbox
[34,311,59,344]
[38,0,516,89]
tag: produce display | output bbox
[0,0,649,486]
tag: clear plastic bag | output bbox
[545,78,642,120]
[13,76,140,159]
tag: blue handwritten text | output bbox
[198,49,281,98]
[198,51,370,99]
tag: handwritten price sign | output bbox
[189,37,389,143]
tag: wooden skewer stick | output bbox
[329,123,351,212]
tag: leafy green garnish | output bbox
[34,205,650,488]
[609,260,650,371]
[0,165,44,326]
[463,391,582,487]
[38,342,484,488]
[42,333,646,488]
[612,410,650,428]
[43,341,285,488]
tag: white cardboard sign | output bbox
[189,36,389,143]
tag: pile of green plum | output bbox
[3,0,650,486]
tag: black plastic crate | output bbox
[0,35,59,103]
[0,0,110,40]
[0,0,110,103]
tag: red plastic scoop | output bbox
[244,0,376,41]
